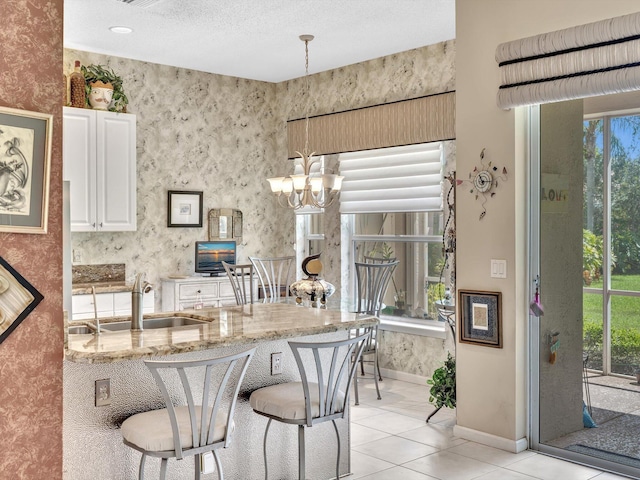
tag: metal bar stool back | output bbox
[121,348,256,480]
[249,332,370,480]
[352,260,398,405]
[222,261,254,305]
[249,256,295,303]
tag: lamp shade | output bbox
[309,176,323,193]
[281,177,294,194]
[267,177,285,193]
[290,174,308,192]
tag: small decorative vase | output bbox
[289,253,335,308]
[290,278,336,308]
[88,81,114,110]
[69,60,86,108]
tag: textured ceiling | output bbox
[64,0,455,83]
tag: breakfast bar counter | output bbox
[63,302,376,480]
[65,302,377,363]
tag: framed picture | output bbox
[0,106,52,234]
[167,190,203,227]
[458,289,502,348]
[0,256,44,345]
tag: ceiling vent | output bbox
[115,0,162,7]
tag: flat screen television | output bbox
[194,240,236,276]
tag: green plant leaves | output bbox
[427,352,456,409]
[81,64,129,113]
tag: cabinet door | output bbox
[96,112,136,231]
[63,108,97,231]
[71,293,114,320]
[113,290,155,316]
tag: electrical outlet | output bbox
[271,352,283,375]
[72,249,82,263]
[95,379,111,406]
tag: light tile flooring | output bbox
[346,377,631,480]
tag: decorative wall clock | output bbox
[457,148,508,220]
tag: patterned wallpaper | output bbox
[64,50,295,308]
[276,40,456,300]
[65,39,456,376]
[0,0,64,477]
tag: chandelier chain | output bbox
[304,37,310,156]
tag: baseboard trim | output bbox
[362,365,428,386]
[453,425,529,453]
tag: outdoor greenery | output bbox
[584,116,640,275]
[426,282,445,318]
[582,229,605,285]
[583,276,640,374]
[582,116,640,375]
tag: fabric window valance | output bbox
[286,92,455,158]
[496,12,640,109]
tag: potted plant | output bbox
[81,64,129,113]
[426,351,456,422]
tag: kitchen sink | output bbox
[99,316,208,331]
[67,325,95,334]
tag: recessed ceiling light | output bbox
[109,26,133,34]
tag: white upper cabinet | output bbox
[63,107,136,232]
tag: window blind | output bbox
[496,12,640,109]
[338,142,443,214]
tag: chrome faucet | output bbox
[91,286,101,335]
[131,273,152,331]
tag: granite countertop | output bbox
[71,282,132,295]
[65,303,377,364]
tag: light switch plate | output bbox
[491,259,507,278]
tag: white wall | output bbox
[455,0,640,450]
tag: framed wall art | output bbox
[0,106,52,234]
[0,256,44,345]
[458,289,502,348]
[167,190,203,227]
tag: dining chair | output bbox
[363,255,397,264]
[249,256,295,302]
[222,261,254,305]
[120,347,256,480]
[352,259,399,405]
[249,332,370,480]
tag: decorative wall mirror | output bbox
[208,208,242,242]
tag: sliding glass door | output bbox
[532,102,640,478]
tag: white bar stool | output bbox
[249,332,370,480]
[120,348,256,480]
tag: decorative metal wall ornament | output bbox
[0,256,44,344]
[456,148,508,220]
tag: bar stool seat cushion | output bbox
[121,406,232,452]
[250,382,345,420]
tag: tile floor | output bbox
[346,377,632,480]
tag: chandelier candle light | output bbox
[267,34,344,209]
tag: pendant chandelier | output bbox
[267,34,344,210]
